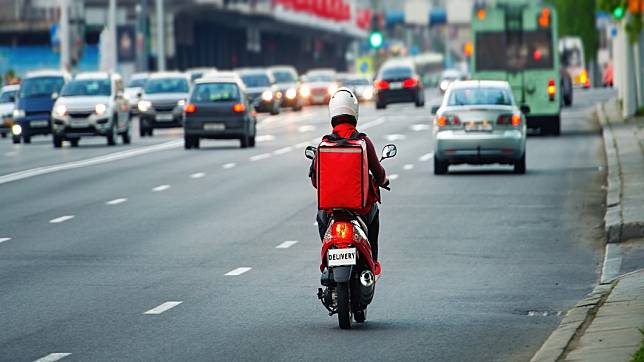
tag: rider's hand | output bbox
[381,177,390,188]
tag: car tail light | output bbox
[331,221,353,242]
[547,79,556,100]
[375,80,389,90]
[511,114,521,127]
[403,78,419,88]
[497,114,522,127]
[232,103,246,113]
[184,103,196,113]
[437,115,459,127]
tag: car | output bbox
[268,66,303,111]
[137,72,190,137]
[432,80,527,175]
[187,67,217,82]
[0,85,19,138]
[183,72,257,149]
[236,68,281,115]
[374,61,424,109]
[11,70,70,144]
[51,72,131,148]
[125,73,148,116]
[300,69,338,105]
[438,69,464,94]
[337,73,374,102]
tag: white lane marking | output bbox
[601,243,623,284]
[250,153,271,162]
[403,164,414,171]
[106,198,128,205]
[5,151,17,157]
[190,172,206,179]
[411,124,431,131]
[298,125,316,133]
[256,135,275,142]
[34,353,72,362]
[419,152,434,162]
[225,267,252,276]
[152,185,170,192]
[0,237,11,244]
[389,174,399,180]
[314,221,318,226]
[385,134,406,142]
[361,117,385,130]
[294,142,310,149]
[276,240,298,249]
[273,146,293,155]
[0,140,181,186]
[143,301,183,315]
[222,163,236,169]
[49,216,74,224]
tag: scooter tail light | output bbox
[330,221,353,242]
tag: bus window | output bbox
[476,30,553,71]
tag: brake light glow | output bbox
[511,114,521,127]
[437,115,459,127]
[547,79,556,100]
[538,7,551,28]
[232,103,246,113]
[437,116,447,127]
[331,222,353,242]
[403,78,419,88]
[375,80,389,90]
[184,103,196,113]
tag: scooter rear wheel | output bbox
[337,282,352,329]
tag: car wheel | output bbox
[545,115,561,136]
[240,135,249,148]
[415,97,424,108]
[12,135,20,144]
[184,135,192,149]
[70,138,79,147]
[293,103,302,112]
[122,127,131,144]
[434,157,448,175]
[270,104,280,115]
[53,135,63,148]
[249,135,256,148]
[147,127,154,137]
[1,132,6,138]
[514,153,526,174]
[107,123,117,146]
[22,134,31,144]
[376,101,386,110]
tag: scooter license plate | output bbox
[327,248,357,267]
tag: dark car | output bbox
[237,69,281,115]
[183,72,257,149]
[268,66,303,111]
[374,61,425,109]
[11,70,70,143]
[137,72,190,137]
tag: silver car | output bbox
[432,80,527,174]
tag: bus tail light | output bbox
[547,79,556,101]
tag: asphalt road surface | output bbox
[0,89,614,362]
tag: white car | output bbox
[51,72,131,148]
[0,84,18,138]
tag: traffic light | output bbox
[613,4,626,19]
[369,31,383,49]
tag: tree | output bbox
[548,0,599,61]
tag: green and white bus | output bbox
[471,0,562,135]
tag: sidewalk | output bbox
[531,101,644,362]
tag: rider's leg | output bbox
[316,211,329,241]
[366,206,380,261]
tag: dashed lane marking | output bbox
[411,124,431,131]
[384,134,406,142]
[250,153,271,162]
[403,164,414,171]
[256,135,275,142]
[190,172,206,179]
[143,301,183,315]
[294,142,310,149]
[389,174,399,180]
[361,117,385,130]
[419,152,434,162]
[298,125,316,133]
[225,267,252,276]
[276,240,298,249]
[106,198,128,205]
[273,146,293,155]
[222,163,236,169]
[34,353,72,362]
[0,237,11,244]
[152,185,170,192]
[49,216,74,224]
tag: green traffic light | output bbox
[613,6,625,19]
[369,32,383,49]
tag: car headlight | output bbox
[12,109,25,118]
[328,83,338,95]
[11,124,22,135]
[95,103,107,116]
[177,99,186,107]
[261,90,273,102]
[285,88,297,100]
[362,88,374,100]
[138,100,152,112]
[54,104,68,117]
[440,81,449,92]
[300,86,311,97]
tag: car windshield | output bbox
[380,66,413,79]
[128,78,146,88]
[305,74,334,82]
[191,83,241,102]
[144,78,189,94]
[18,77,65,98]
[0,89,17,103]
[342,78,370,86]
[447,87,513,106]
[61,79,111,97]
[240,74,271,87]
[272,71,296,83]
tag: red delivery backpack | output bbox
[317,132,369,210]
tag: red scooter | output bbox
[305,144,397,329]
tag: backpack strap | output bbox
[322,131,365,146]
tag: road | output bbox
[0,88,614,361]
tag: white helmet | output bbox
[329,87,359,120]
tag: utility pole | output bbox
[60,0,70,71]
[136,0,149,71]
[156,0,166,71]
[108,0,117,72]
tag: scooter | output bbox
[305,143,397,329]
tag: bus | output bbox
[471,0,562,135]
[560,36,590,89]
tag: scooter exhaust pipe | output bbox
[360,270,375,287]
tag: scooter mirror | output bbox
[382,144,397,160]
[305,146,317,160]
